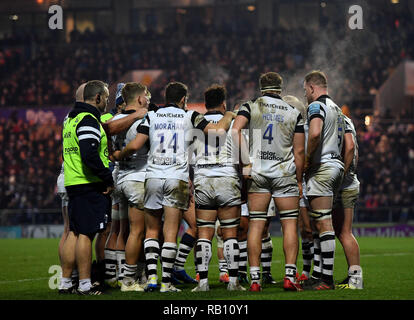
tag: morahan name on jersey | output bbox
[137,104,209,182]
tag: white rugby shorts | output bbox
[118,180,145,210]
[248,173,299,198]
[144,178,190,211]
[194,176,241,210]
[56,173,68,207]
[305,162,344,198]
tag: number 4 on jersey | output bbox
[263,124,274,144]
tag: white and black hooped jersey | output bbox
[113,112,148,184]
[304,95,345,166]
[237,93,304,178]
[137,104,209,182]
[192,111,238,178]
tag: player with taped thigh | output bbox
[301,71,345,291]
[333,113,363,290]
[233,72,305,292]
[114,82,235,293]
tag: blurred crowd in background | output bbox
[0,6,413,224]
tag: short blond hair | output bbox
[121,82,147,105]
[304,70,328,88]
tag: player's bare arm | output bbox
[343,132,355,176]
[305,117,323,171]
[293,132,305,195]
[113,133,149,161]
[102,108,147,136]
[203,111,236,134]
[231,114,251,176]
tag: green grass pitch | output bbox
[0,237,413,300]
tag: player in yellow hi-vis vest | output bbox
[59,80,114,296]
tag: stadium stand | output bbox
[0,2,413,224]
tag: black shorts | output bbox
[67,183,111,235]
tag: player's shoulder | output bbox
[143,109,156,121]
[239,99,256,112]
[343,115,353,124]
[307,101,326,116]
[344,115,356,131]
[112,113,128,121]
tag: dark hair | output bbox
[304,70,328,88]
[204,84,226,109]
[121,82,147,105]
[83,80,108,101]
[259,72,283,92]
[165,82,188,104]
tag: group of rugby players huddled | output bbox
[58,71,363,295]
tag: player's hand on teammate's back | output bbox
[242,163,252,180]
[103,185,114,195]
[225,111,237,119]
[111,150,121,161]
[134,108,147,119]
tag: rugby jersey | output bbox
[113,111,149,184]
[137,103,209,182]
[237,93,304,178]
[303,95,346,166]
[192,111,238,178]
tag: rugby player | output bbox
[104,83,126,288]
[233,72,305,292]
[111,82,150,292]
[333,109,363,289]
[191,85,244,292]
[283,95,314,282]
[301,71,345,290]
[114,81,235,293]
